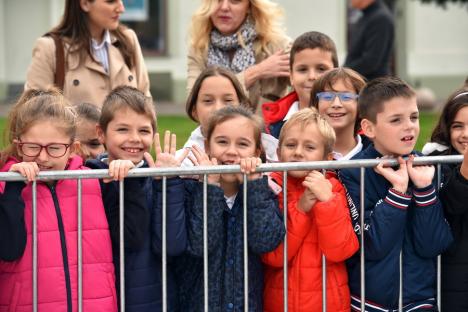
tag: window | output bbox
[121,0,167,56]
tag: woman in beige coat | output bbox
[188,0,291,112]
[25,0,150,107]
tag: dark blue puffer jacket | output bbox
[175,177,285,312]
[338,144,453,311]
[86,157,187,312]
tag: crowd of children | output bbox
[0,27,468,312]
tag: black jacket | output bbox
[345,0,394,80]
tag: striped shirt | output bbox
[91,30,111,74]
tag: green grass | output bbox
[0,113,438,152]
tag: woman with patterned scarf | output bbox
[187,0,291,112]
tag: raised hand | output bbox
[407,154,435,189]
[9,162,39,182]
[106,159,135,182]
[145,130,188,169]
[189,144,220,185]
[374,156,409,194]
[461,147,468,179]
[238,157,262,182]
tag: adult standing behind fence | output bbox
[187,0,291,112]
[344,0,394,81]
[24,0,151,107]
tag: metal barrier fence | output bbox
[0,155,463,312]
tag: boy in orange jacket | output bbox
[262,108,359,312]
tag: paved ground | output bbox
[0,101,185,117]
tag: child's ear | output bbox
[360,118,376,139]
[192,108,199,123]
[69,141,82,157]
[96,125,105,144]
[325,152,334,161]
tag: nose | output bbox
[331,94,343,108]
[214,100,225,112]
[219,0,229,10]
[225,142,239,156]
[37,147,49,162]
[117,0,125,13]
[129,130,141,142]
[293,145,304,158]
[462,126,468,138]
[308,70,318,81]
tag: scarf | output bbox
[207,18,257,73]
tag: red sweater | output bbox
[262,171,359,312]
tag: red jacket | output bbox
[262,91,298,138]
[262,171,359,312]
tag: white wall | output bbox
[406,1,468,77]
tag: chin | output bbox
[288,170,309,179]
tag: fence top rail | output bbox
[0,155,462,182]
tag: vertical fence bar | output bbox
[203,175,209,312]
[322,254,327,312]
[162,177,167,312]
[283,171,288,312]
[322,169,327,312]
[399,251,403,311]
[437,164,442,310]
[77,178,83,312]
[243,175,249,311]
[360,167,366,312]
[119,180,125,312]
[32,181,38,312]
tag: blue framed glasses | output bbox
[316,91,359,103]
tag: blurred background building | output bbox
[0,0,466,105]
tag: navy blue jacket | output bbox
[86,157,187,312]
[175,177,285,312]
[339,144,453,311]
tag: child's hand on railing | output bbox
[239,157,262,182]
[189,144,220,186]
[375,156,409,194]
[302,170,333,203]
[9,162,39,182]
[407,154,435,189]
[106,159,135,182]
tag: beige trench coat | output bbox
[25,28,151,107]
[187,37,291,112]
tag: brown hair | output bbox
[100,86,156,132]
[290,31,338,69]
[310,67,366,134]
[75,102,101,123]
[359,76,415,123]
[1,87,77,166]
[205,105,264,158]
[186,66,252,121]
[430,88,468,154]
[278,107,336,156]
[48,0,134,69]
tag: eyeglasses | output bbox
[17,142,71,158]
[316,91,359,103]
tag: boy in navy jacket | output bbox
[339,77,453,311]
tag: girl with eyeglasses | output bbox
[0,88,118,311]
[310,67,369,160]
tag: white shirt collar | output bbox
[332,135,363,160]
[283,101,300,121]
[91,30,111,50]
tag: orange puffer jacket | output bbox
[262,172,359,312]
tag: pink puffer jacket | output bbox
[0,156,117,312]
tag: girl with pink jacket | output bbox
[0,89,117,312]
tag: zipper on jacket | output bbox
[48,185,73,312]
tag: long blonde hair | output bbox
[189,0,287,57]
